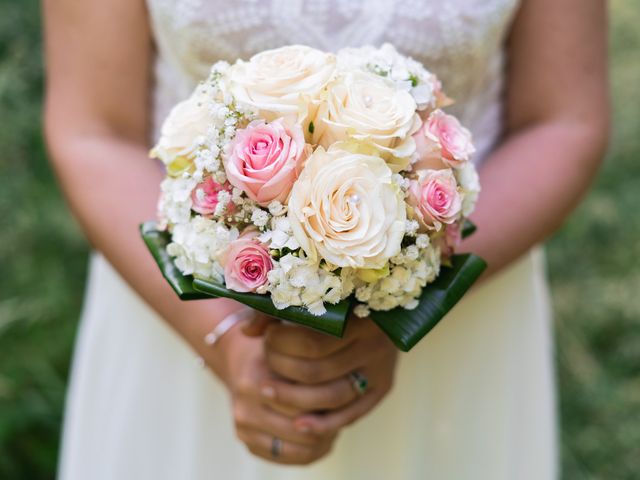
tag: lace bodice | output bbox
[146,0,520,163]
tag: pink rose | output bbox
[436,221,462,259]
[424,110,475,167]
[408,169,462,231]
[222,232,273,293]
[223,118,308,206]
[412,120,448,171]
[191,177,234,216]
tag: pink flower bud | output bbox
[191,177,234,216]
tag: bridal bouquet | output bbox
[142,44,486,351]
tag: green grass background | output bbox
[0,1,638,478]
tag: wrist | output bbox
[215,324,249,389]
[164,298,249,384]
[202,301,254,388]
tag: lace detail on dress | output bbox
[146,0,520,163]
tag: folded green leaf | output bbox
[141,221,349,337]
[461,219,477,239]
[140,221,210,300]
[369,254,487,352]
[141,221,486,349]
[193,278,350,338]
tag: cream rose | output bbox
[228,45,336,123]
[288,143,406,269]
[312,69,421,172]
[151,87,211,173]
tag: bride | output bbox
[43,0,608,478]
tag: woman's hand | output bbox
[216,323,338,465]
[42,5,333,464]
[259,317,398,436]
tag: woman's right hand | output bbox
[44,1,335,465]
[212,311,337,465]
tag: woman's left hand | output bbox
[258,316,398,436]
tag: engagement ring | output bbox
[349,372,369,396]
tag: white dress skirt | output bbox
[58,1,557,478]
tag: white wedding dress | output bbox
[58,1,557,479]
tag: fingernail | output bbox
[261,385,276,399]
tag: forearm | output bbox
[461,119,607,276]
[47,132,241,379]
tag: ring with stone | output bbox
[349,371,369,396]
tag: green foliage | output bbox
[370,254,486,351]
[0,2,87,479]
[141,222,485,344]
[0,0,638,478]
[140,222,211,300]
[548,3,640,477]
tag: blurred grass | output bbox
[0,1,88,478]
[0,1,638,479]
[547,2,640,478]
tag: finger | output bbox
[242,312,275,337]
[260,376,357,413]
[233,403,319,446]
[236,427,331,466]
[232,361,272,399]
[264,322,353,359]
[293,390,383,436]
[342,314,374,341]
[267,401,305,418]
[265,346,363,384]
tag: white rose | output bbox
[288,143,406,269]
[227,45,336,123]
[456,161,481,216]
[335,45,377,71]
[336,44,413,78]
[376,44,439,110]
[337,43,438,110]
[312,69,421,172]
[151,86,212,172]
